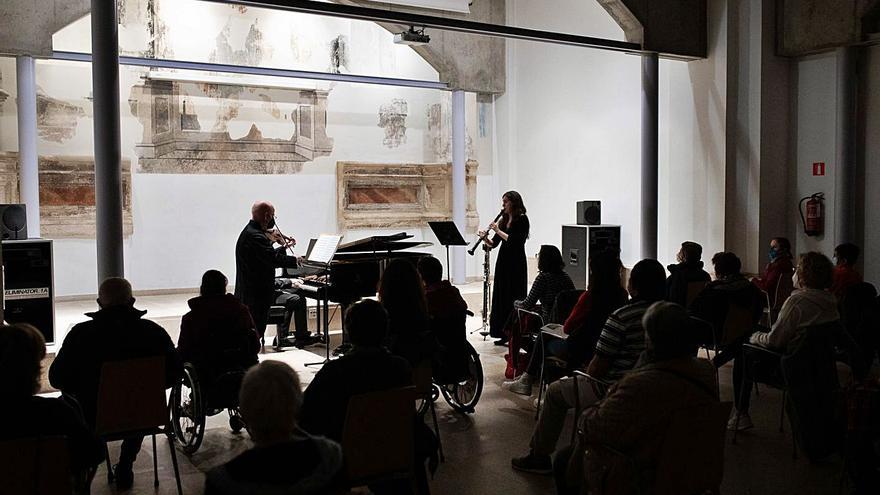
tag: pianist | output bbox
[235,200,300,347]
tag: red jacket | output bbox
[831,265,863,299]
[753,256,794,308]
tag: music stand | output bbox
[428,221,467,281]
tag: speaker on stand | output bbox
[0,204,27,240]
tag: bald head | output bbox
[98,277,134,308]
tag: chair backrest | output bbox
[653,401,733,494]
[0,436,72,495]
[774,272,794,311]
[342,386,417,484]
[551,289,586,324]
[95,356,168,437]
[685,281,708,308]
[720,301,757,347]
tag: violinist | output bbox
[234,201,302,348]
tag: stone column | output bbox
[641,53,659,259]
[452,90,467,283]
[92,0,125,281]
[835,46,857,245]
[16,55,39,238]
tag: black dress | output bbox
[489,214,529,338]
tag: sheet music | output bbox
[307,234,343,264]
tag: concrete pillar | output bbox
[641,53,659,259]
[91,0,125,281]
[16,55,39,238]
[451,90,467,283]
[835,46,857,245]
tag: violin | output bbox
[265,229,296,248]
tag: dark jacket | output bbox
[299,347,412,442]
[690,275,765,345]
[425,281,469,382]
[234,220,298,309]
[753,256,795,309]
[0,396,104,472]
[205,434,342,495]
[178,293,259,375]
[665,261,711,307]
[48,305,182,425]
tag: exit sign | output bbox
[813,162,826,176]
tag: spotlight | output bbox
[394,26,430,46]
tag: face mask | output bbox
[768,248,779,262]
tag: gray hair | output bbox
[239,361,302,445]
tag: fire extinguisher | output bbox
[798,192,825,237]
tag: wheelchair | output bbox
[171,361,247,454]
[434,339,483,414]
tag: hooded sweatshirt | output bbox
[665,260,711,307]
[750,288,839,350]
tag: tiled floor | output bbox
[51,292,851,495]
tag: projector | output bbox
[394,27,430,46]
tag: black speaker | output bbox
[562,224,621,290]
[2,239,54,343]
[0,204,27,240]
[576,200,601,225]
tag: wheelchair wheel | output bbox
[171,364,205,454]
[440,341,483,414]
[416,384,441,416]
[228,409,245,433]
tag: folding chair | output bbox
[513,307,544,377]
[413,360,444,462]
[342,386,418,490]
[0,436,72,495]
[95,356,183,494]
[733,343,793,455]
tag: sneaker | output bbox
[727,411,754,431]
[502,373,533,396]
[293,335,321,348]
[511,451,552,475]
[113,462,134,490]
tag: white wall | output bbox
[498,0,727,269]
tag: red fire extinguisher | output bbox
[799,192,825,237]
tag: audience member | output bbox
[205,361,342,495]
[515,245,576,323]
[418,256,469,382]
[831,243,863,299]
[556,302,719,495]
[690,252,764,365]
[732,252,839,429]
[503,249,627,396]
[0,324,103,492]
[510,259,667,474]
[49,277,182,490]
[379,258,438,367]
[752,237,794,310]
[178,270,259,379]
[665,241,711,306]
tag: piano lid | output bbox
[336,232,432,253]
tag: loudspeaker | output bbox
[576,200,601,226]
[2,239,54,343]
[562,224,621,290]
[0,204,27,240]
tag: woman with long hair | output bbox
[378,258,437,366]
[480,191,530,346]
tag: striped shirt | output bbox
[594,300,650,382]
[520,271,576,323]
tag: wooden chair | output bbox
[342,386,418,490]
[0,436,72,495]
[413,360,443,462]
[686,280,708,308]
[95,356,183,494]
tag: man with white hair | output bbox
[234,200,307,348]
[49,277,181,491]
[205,361,342,494]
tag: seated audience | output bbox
[732,252,839,430]
[665,241,711,306]
[503,249,627,395]
[49,277,182,490]
[0,323,103,493]
[831,242,863,300]
[379,258,439,367]
[205,361,342,495]
[752,237,794,310]
[690,252,764,364]
[418,256,469,382]
[510,259,667,474]
[556,302,719,495]
[178,270,259,380]
[515,245,576,323]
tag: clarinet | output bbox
[467,210,505,255]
